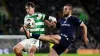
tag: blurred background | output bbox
[0,0,100,55]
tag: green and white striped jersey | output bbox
[24,12,45,34]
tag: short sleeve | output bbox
[41,13,46,20]
[70,16,83,27]
[36,13,46,20]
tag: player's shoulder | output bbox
[58,17,65,23]
[69,15,80,21]
[70,15,79,19]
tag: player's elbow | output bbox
[80,23,87,30]
[20,27,24,32]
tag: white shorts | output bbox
[20,38,40,52]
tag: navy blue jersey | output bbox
[58,16,82,38]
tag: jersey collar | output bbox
[65,15,72,20]
[27,13,35,16]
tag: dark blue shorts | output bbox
[52,35,72,55]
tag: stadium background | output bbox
[0,0,100,56]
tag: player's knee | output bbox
[13,46,18,52]
[55,41,59,44]
[29,46,37,53]
[13,46,16,52]
[29,49,36,54]
[48,37,54,42]
[48,37,59,44]
[13,46,21,53]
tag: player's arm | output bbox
[20,18,27,32]
[38,13,57,28]
[44,17,61,28]
[20,17,30,39]
[44,20,53,27]
[44,20,56,28]
[80,23,88,44]
[19,26,29,39]
[44,15,57,28]
[71,17,89,44]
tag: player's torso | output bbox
[25,12,45,34]
[59,16,76,37]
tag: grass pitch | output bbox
[0,53,100,56]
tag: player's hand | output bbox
[84,36,89,45]
[51,21,56,28]
[23,26,30,39]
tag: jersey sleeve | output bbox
[41,13,46,20]
[70,17,83,27]
[36,13,46,20]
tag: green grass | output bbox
[0,53,100,56]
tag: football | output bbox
[25,18,36,29]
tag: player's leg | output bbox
[49,48,58,56]
[38,35,61,44]
[64,41,77,54]
[28,45,37,56]
[13,43,24,56]
[49,36,72,56]
[28,39,40,56]
[64,49,69,53]
[23,27,61,44]
[49,44,66,56]
[13,27,25,56]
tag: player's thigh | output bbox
[18,39,31,52]
[13,42,24,51]
[29,45,37,53]
[23,39,40,52]
[29,40,40,52]
[30,39,40,49]
[39,35,61,41]
[49,48,58,56]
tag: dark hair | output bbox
[65,4,73,10]
[25,2,35,8]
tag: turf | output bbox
[0,53,100,56]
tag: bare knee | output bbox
[13,44,23,53]
[13,46,17,52]
[29,46,37,53]
[29,46,37,56]
[39,35,59,44]
[13,46,21,53]
[48,37,59,44]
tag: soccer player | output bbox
[24,4,89,56]
[13,2,56,56]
